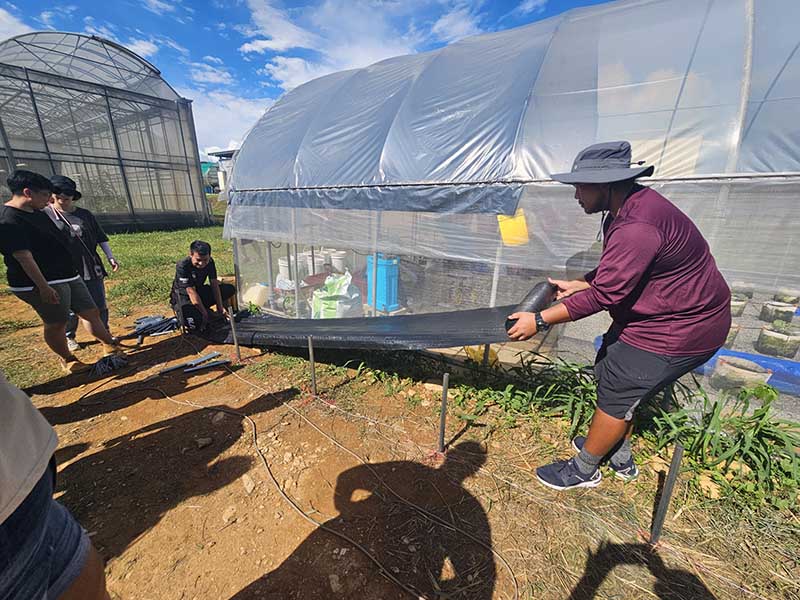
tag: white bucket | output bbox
[242,284,270,307]
[306,251,326,275]
[330,250,348,272]
[278,257,290,280]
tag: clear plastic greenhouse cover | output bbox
[225,0,800,400]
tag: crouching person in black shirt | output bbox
[0,170,124,374]
[170,240,236,332]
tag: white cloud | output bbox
[260,57,337,91]
[177,87,273,155]
[38,11,56,28]
[243,0,431,91]
[157,35,189,56]
[203,55,224,64]
[238,0,320,53]
[189,62,235,85]
[126,39,159,58]
[36,5,77,29]
[431,6,483,42]
[515,0,547,15]
[83,16,118,42]
[0,7,33,39]
[143,0,176,16]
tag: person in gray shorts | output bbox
[0,170,123,374]
[45,175,120,353]
[507,142,730,491]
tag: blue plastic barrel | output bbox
[367,254,400,312]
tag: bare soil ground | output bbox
[2,292,798,600]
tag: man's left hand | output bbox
[109,258,120,272]
[506,312,538,341]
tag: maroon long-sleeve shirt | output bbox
[563,186,731,356]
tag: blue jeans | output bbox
[0,459,91,599]
[66,278,108,338]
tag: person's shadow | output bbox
[568,541,717,600]
[56,390,296,559]
[231,441,496,599]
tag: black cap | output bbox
[49,174,82,200]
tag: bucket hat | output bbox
[551,141,654,184]
[50,174,82,201]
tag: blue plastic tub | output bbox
[367,254,400,312]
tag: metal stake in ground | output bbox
[228,309,242,362]
[307,335,317,396]
[438,372,450,453]
[649,442,684,546]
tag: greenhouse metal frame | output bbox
[0,31,210,230]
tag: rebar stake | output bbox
[438,372,450,453]
[649,442,684,546]
[307,335,317,396]
[228,309,241,362]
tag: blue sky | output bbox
[1,0,609,159]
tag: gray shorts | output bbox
[13,278,98,325]
[594,331,717,421]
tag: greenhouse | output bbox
[225,0,800,396]
[0,31,209,230]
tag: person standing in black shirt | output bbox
[170,240,236,331]
[0,170,122,374]
[44,175,119,352]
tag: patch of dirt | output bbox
[3,293,796,599]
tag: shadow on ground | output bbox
[568,541,717,600]
[57,391,297,559]
[35,334,219,426]
[231,441,497,600]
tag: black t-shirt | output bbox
[0,205,78,289]
[45,206,109,280]
[170,256,217,304]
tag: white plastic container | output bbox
[305,251,326,275]
[278,257,291,280]
[330,250,348,272]
[242,284,270,307]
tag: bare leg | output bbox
[43,322,73,361]
[58,543,110,600]
[76,308,115,345]
[583,408,630,457]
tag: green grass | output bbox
[104,226,233,315]
[0,317,39,334]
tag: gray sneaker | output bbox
[572,436,639,482]
[67,338,80,352]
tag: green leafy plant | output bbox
[247,301,262,315]
[770,319,796,334]
[511,353,598,436]
[653,383,799,503]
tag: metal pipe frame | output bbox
[102,87,136,219]
[23,68,56,174]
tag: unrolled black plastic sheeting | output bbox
[223,305,520,350]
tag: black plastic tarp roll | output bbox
[223,305,520,350]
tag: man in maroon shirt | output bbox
[507,141,731,491]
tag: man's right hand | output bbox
[548,277,590,301]
[39,285,60,304]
